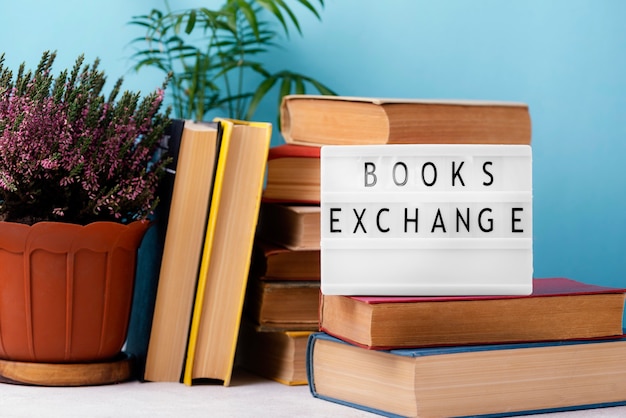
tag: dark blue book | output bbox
[126,119,185,380]
[307,332,626,417]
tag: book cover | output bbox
[183,118,271,386]
[143,121,223,382]
[320,277,626,349]
[307,332,626,417]
[281,94,532,147]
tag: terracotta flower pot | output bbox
[0,220,149,363]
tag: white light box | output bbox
[320,144,533,296]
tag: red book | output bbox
[319,277,626,349]
[263,144,320,204]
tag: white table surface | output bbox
[0,367,624,417]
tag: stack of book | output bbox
[311,279,626,417]
[237,149,323,385]
[280,95,626,416]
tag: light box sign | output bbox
[320,144,533,296]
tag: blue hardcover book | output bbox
[307,332,626,417]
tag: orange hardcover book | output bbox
[262,144,320,204]
[237,320,311,386]
[256,203,320,251]
[308,332,626,417]
[251,240,320,281]
[320,277,626,350]
[245,277,320,332]
[281,94,532,146]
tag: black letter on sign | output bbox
[512,207,524,233]
[404,208,419,233]
[330,208,342,233]
[452,161,465,186]
[353,208,367,233]
[478,208,494,232]
[377,208,390,232]
[482,161,494,186]
[393,162,408,186]
[456,207,470,232]
[422,162,437,186]
[364,162,377,187]
[431,209,447,233]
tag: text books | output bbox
[281,94,532,146]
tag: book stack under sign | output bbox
[237,147,323,386]
[282,94,626,417]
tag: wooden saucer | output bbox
[0,353,134,386]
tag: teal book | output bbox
[307,332,626,417]
[126,118,185,380]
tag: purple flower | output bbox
[0,51,171,225]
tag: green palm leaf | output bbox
[129,0,334,121]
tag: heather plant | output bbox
[0,51,171,225]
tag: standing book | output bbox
[143,121,223,382]
[320,277,626,349]
[126,118,185,380]
[183,119,271,386]
[280,94,532,146]
[307,332,626,417]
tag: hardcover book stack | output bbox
[280,95,626,416]
[237,149,323,386]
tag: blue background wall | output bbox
[2,1,624,295]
